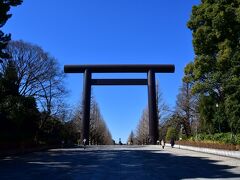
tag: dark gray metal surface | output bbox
[91,79,148,85]
[64,64,175,73]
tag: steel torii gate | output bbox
[64,64,175,145]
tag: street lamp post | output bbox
[216,103,220,132]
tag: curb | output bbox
[165,143,240,159]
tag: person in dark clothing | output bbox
[170,138,175,148]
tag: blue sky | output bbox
[4,0,199,143]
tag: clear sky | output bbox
[4,0,200,143]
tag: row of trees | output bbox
[70,97,113,145]
[128,83,170,145]
[0,40,71,148]
[0,40,113,148]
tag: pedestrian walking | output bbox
[83,138,86,149]
[161,139,165,149]
[170,138,175,148]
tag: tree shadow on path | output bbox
[0,148,240,179]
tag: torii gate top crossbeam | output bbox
[64,64,175,73]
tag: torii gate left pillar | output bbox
[82,69,91,144]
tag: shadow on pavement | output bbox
[0,148,240,179]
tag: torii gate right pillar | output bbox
[148,70,159,144]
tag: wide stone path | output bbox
[0,145,240,180]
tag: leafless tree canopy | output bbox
[71,96,113,145]
[175,81,199,136]
[89,98,113,145]
[127,130,135,145]
[156,80,170,124]
[135,107,149,144]
[3,40,67,115]
[134,80,169,144]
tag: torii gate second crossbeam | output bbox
[64,64,175,145]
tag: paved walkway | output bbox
[0,145,240,180]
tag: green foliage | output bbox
[159,114,181,141]
[0,62,39,145]
[199,94,230,134]
[0,44,76,149]
[179,129,188,140]
[1,60,18,95]
[193,133,240,145]
[38,117,64,145]
[199,95,214,133]
[185,0,240,135]
[236,134,240,145]
[0,59,72,148]
[225,78,240,134]
[166,127,177,141]
[0,0,23,60]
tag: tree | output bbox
[0,60,18,96]
[89,99,101,144]
[1,40,67,128]
[175,81,199,136]
[156,80,169,124]
[224,74,240,134]
[0,0,22,61]
[166,127,177,141]
[185,0,240,134]
[0,60,39,147]
[0,41,69,147]
[135,107,149,144]
[127,130,135,145]
[135,81,169,144]
[159,114,181,141]
[89,97,113,145]
[71,96,113,145]
[43,104,82,146]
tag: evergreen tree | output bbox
[1,60,18,96]
[185,0,240,134]
[0,0,22,61]
[0,60,39,146]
